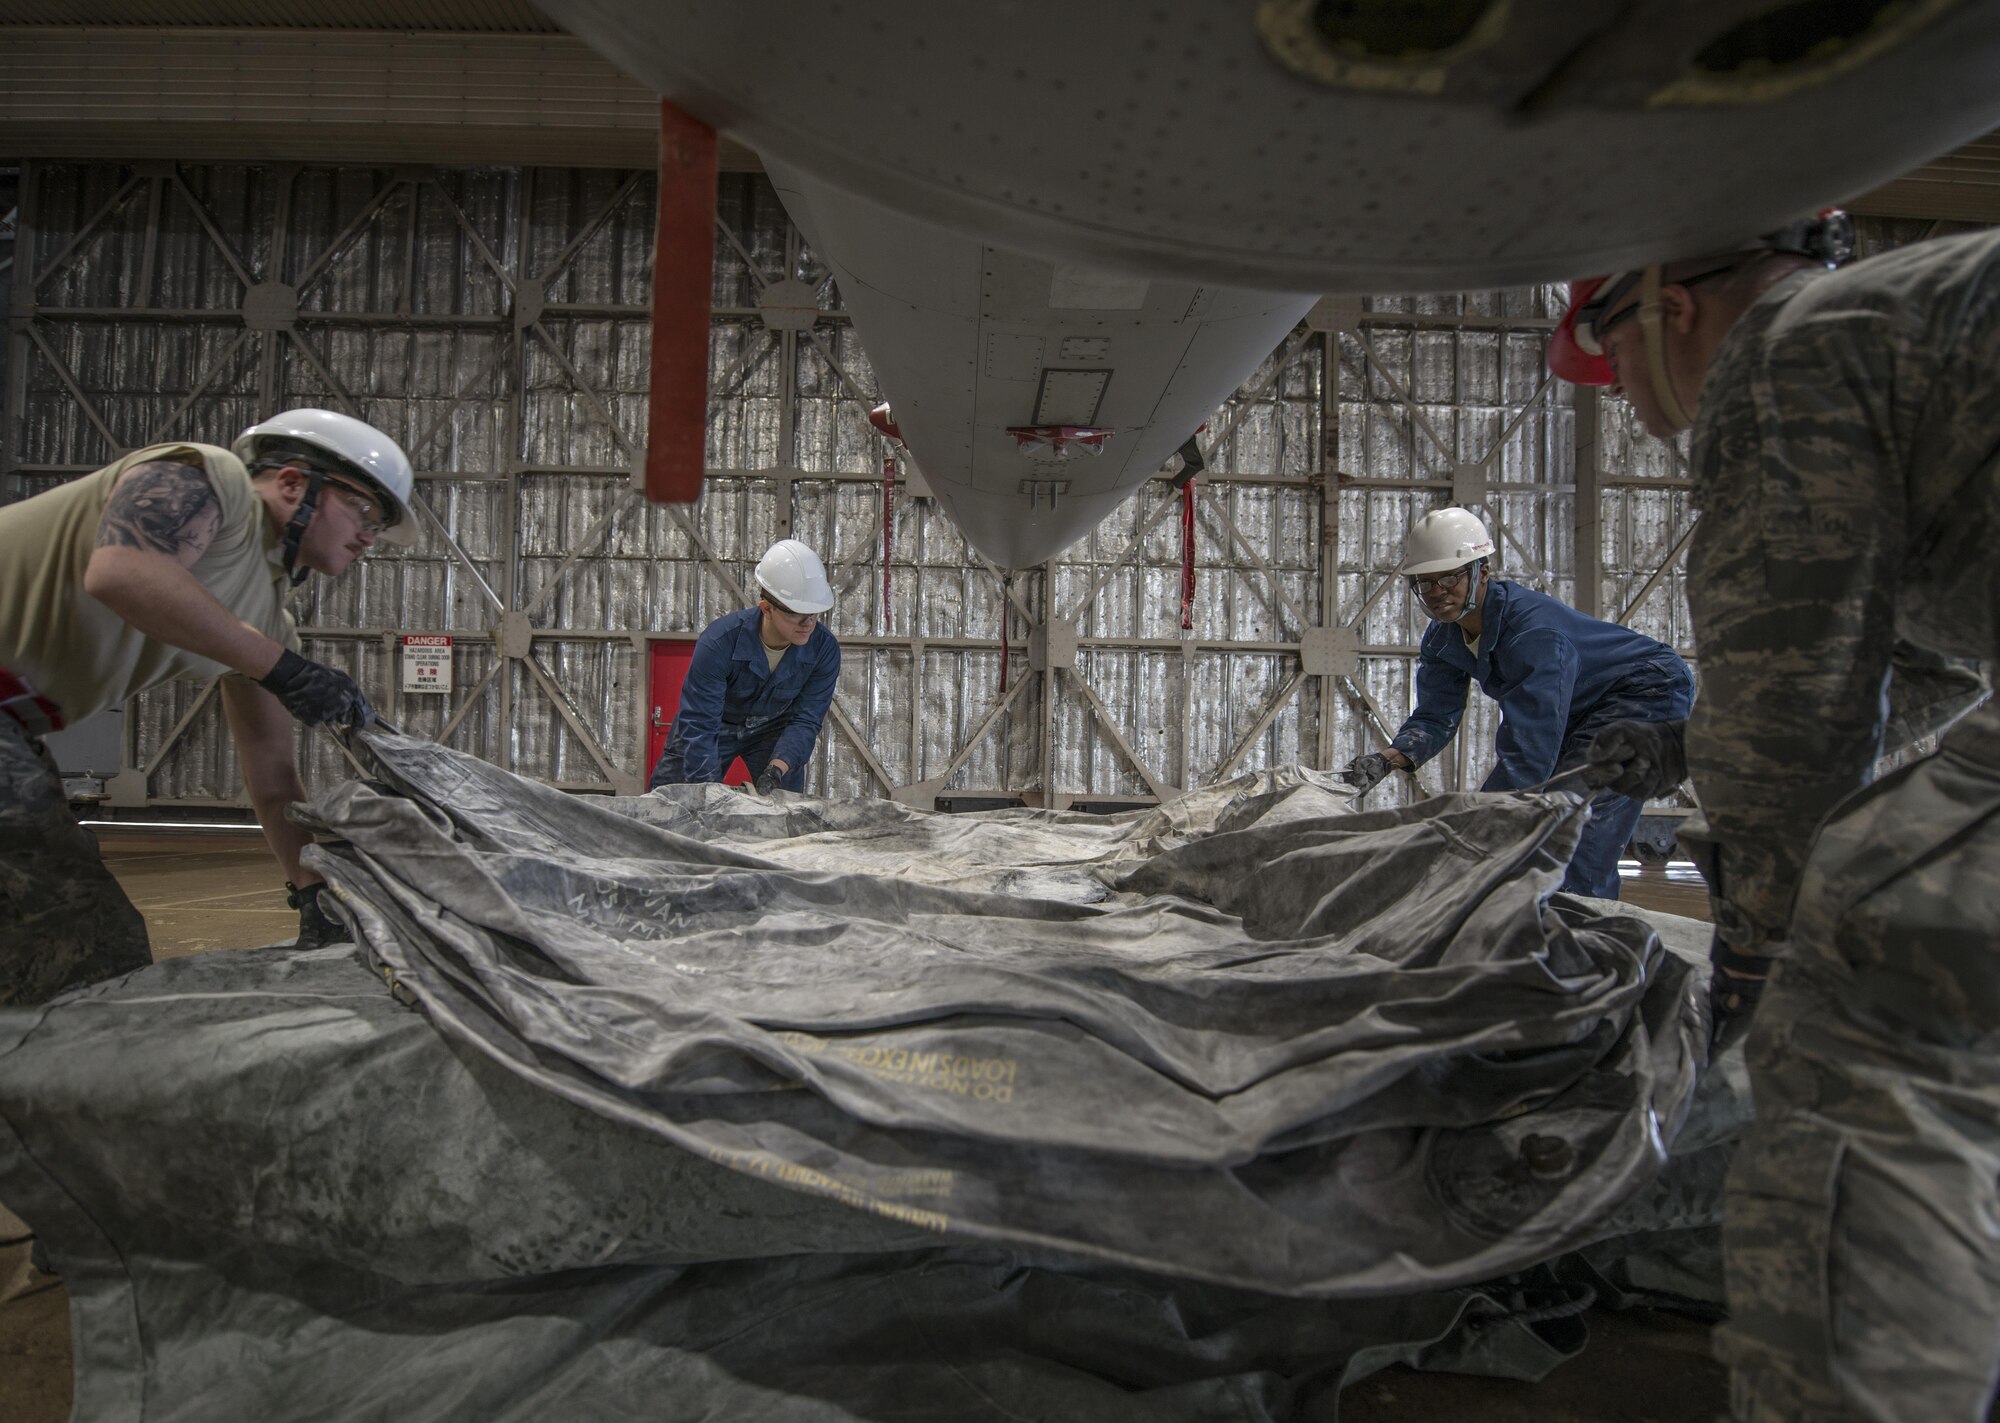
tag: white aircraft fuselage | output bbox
[772,161,1313,567]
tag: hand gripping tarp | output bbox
[0,732,1733,1420]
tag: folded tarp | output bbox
[0,733,1736,1419]
[307,732,1707,1293]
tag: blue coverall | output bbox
[1390,578,1694,899]
[648,607,842,794]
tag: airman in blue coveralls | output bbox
[1344,508,1694,900]
[649,539,842,796]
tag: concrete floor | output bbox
[94,833,298,957]
[1,838,1729,1422]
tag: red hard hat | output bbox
[1548,276,1615,386]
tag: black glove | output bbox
[288,881,349,948]
[1340,752,1397,795]
[1707,934,1773,1053]
[1583,719,1687,798]
[259,648,375,729]
[753,762,786,795]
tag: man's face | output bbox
[1591,269,1733,439]
[1596,309,1682,440]
[297,476,384,575]
[1410,562,1479,621]
[760,598,819,645]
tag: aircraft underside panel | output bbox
[541,0,2000,291]
[771,160,1314,568]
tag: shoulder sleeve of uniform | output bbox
[203,448,258,537]
[771,630,842,772]
[132,442,257,544]
[1683,309,1905,947]
[1391,636,1470,766]
[1485,629,1578,789]
[704,610,751,651]
[127,442,226,482]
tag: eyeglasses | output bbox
[1407,566,1475,596]
[1584,264,1738,348]
[324,481,391,535]
[762,596,818,623]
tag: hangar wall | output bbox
[4,158,1706,811]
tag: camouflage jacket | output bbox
[1685,229,2000,950]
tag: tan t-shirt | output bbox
[0,442,300,725]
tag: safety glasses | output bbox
[1580,264,1738,353]
[323,481,391,535]
[762,594,817,623]
[1406,565,1474,597]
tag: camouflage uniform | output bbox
[1685,229,2000,1422]
[0,712,151,1006]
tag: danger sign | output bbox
[401,634,453,694]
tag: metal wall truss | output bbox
[3,160,1700,812]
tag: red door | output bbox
[648,639,750,786]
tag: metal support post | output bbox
[778,222,799,471]
[1317,328,1339,769]
[1573,385,1602,616]
[3,162,37,496]
[498,171,533,772]
[1038,559,1061,809]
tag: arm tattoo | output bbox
[96,458,223,563]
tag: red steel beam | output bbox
[646,99,718,504]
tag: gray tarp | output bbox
[0,732,1741,1420]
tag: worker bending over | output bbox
[1553,213,1999,1423]
[649,539,841,795]
[0,410,414,1005]
[1344,508,1693,899]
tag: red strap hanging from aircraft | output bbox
[645,100,718,505]
[882,454,896,633]
[1180,478,1198,632]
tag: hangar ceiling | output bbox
[0,2,758,169]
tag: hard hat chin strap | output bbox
[1636,265,1695,434]
[279,470,327,587]
[1449,561,1487,623]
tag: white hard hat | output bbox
[754,538,835,614]
[1401,508,1496,577]
[233,409,418,546]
